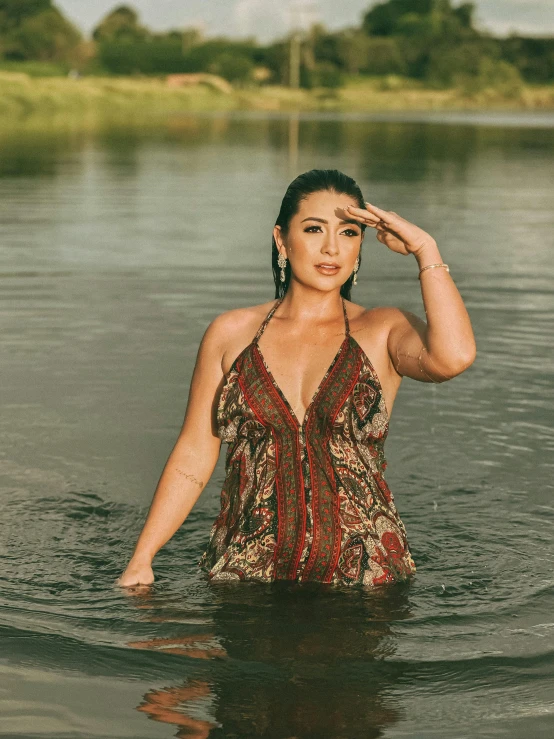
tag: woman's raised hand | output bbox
[345,202,436,257]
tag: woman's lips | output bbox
[315,263,341,275]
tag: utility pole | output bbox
[289,29,301,88]
[288,0,318,89]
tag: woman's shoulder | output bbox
[206,300,277,339]
[202,300,278,372]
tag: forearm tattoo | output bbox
[175,468,204,489]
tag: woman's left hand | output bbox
[345,202,436,257]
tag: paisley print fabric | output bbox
[198,297,416,586]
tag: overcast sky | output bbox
[55,0,554,41]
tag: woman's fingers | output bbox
[346,203,414,249]
[346,203,406,231]
[345,204,380,224]
[347,203,434,255]
[349,214,380,227]
[347,202,408,227]
[364,202,396,222]
[362,219,381,230]
[380,231,401,245]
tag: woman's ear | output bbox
[273,224,286,253]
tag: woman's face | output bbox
[274,189,364,294]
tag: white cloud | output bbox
[233,0,289,40]
[473,0,554,36]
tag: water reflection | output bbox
[125,582,413,738]
[288,113,299,175]
[0,129,83,177]
[3,114,552,186]
[0,112,553,737]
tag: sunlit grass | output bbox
[0,72,552,131]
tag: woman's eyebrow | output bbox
[301,217,360,226]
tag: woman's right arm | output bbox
[115,314,229,587]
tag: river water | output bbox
[1,112,553,738]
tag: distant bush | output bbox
[96,35,260,79]
[313,61,343,88]
[500,36,554,83]
[183,40,256,73]
[208,52,254,84]
[363,38,406,75]
[0,59,69,76]
[300,61,343,89]
[427,41,501,87]
[457,58,524,98]
[92,5,149,43]
[97,39,143,75]
[336,31,371,75]
[1,6,81,62]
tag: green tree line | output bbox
[0,0,553,90]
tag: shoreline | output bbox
[1,72,553,130]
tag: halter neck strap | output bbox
[253,297,285,343]
[341,297,350,338]
[253,296,350,343]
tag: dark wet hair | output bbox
[272,168,367,300]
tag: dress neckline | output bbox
[253,297,350,429]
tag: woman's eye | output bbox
[304,226,359,235]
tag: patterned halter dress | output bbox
[199,297,416,586]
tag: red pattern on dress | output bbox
[199,297,416,586]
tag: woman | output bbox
[116,169,476,588]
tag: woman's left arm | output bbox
[346,202,477,383]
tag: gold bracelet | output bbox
[418,263,450,279]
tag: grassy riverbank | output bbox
[1,72,553,129]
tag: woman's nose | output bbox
[322,233,339,255]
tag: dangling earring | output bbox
[352,256,360,286]
[278,252,287,282]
